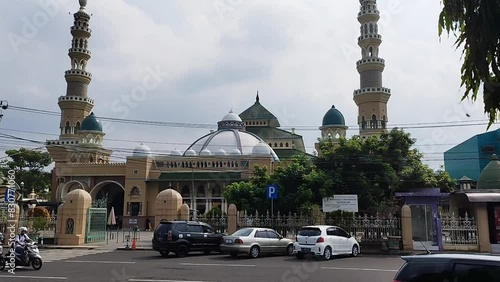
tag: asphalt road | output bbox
[0,250,405,282]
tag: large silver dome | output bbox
[183,111,279,161]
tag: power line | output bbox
[6,104,497,130]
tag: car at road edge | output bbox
[293,225,360,260]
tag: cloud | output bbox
[0,0,497,171]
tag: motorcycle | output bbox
[0,245,4,271]
[0,240,43,271]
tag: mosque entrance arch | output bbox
[59,180,88,201]
[90,181,125,226]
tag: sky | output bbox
[0,0,496,171]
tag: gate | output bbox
[85,208,107,243]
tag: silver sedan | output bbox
[220,227,294,258]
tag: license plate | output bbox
[301,248,310,252]
[225,239,233,244]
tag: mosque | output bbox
[45,0,391,229]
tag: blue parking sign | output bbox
[266,184,278,200]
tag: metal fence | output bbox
[325,213,401,246]
[441,211,478,246]
[191,215,228,234]
[236,210,315,239]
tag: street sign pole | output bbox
[271,197,274,229]
[266,184,278,230]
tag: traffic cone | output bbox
[131,238,136,250]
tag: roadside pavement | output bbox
[35,231,153,262]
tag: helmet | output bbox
[19,227,27,232]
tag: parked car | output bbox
[392,253,500,282]
[220,227,294,258]
[152,220,224,258]
[293,225,360,260]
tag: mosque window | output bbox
[75,121,81,133]
[274,143,278,147]
[364,24,368,34]
[361,116,366,129]
[369,24,374,33]
[269,143,272,147]
[130,186,141,196]
[65,121,71,134]
[369,46,373,57]
[181,186,190,197]
[212,186,221,197]
[65,218,74,234]
[133,169,139,174]
[371,114,378,129]
[70,154,77,162]
[197,186,205,197]
[286,142,289,147]
[280,143,283,147]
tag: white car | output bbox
[293,225,360,260]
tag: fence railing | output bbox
[440,212,478,246]
[326,213,401,246]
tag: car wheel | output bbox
[175,245,188,258]
[0,257,5,271]
[229,252,238,258]
[249,245,260,258]
[351,245,359,257]
[159,250,169,257]
[285,245,294,256]
[323,246,332,260]
[31,258,43,270]
[295,252,305,259]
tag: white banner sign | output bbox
[322,194,358,213]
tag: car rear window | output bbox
[395,261,450,281]
[298,227,322,236]
[155,222,173,234]
[232,228,253,237]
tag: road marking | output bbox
[129,280,212,282]
[0,275,67,280]
[321,267,398,272]
[179,262,255,267]
[65,260,135,264]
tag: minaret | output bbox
[353,0,391,137]
[57,0,94,140]
[46,0,112,165]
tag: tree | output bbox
[315,129,456,214]
[0,148,52,196]
[438,0,500,127]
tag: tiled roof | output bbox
[246,127,302,139]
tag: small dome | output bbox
[133,143,152,157]
[322,105,345,126]
[81,112,103,132]
[477,154,500,189]
[64,188,91,203]
[229,148,242,155]
[214,148,227,155]
[170,149,182,156]
[200,148,212,156]
[252,141,271,156]
[185,149,197,156]
[221,110,242,122]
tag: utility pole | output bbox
[0,100,8,122]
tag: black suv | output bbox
[393,253,500,282]
[152,220,225,257]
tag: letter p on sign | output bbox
[266,185,278,200]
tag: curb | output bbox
[116,247,153,251]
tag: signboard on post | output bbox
[266,184,278,200]
[322,194,358,213]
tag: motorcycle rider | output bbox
[15,227,31,263]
